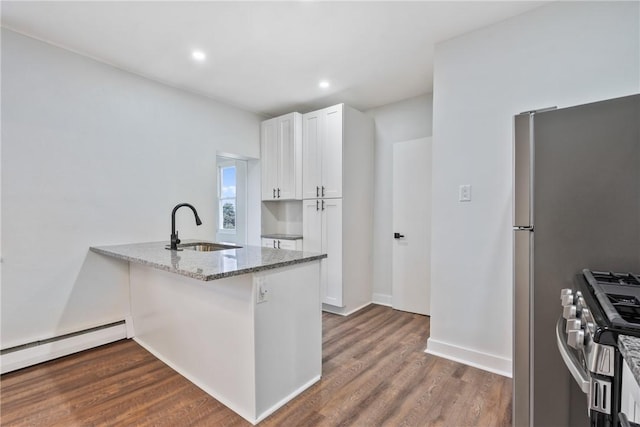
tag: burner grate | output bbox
[591,271,640,287]
[607,293,640,323]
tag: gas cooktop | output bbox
[585,269,640,328]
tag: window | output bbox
[219,165,236,232]
[216,156,247,245]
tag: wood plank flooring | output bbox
[1,305,512,426]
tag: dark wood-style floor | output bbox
[1,305,512,426]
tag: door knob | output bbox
[394,233,405,239]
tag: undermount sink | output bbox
[178,242,242,252]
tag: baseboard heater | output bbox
[1,321,127,374]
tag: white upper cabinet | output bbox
[261,112,302,201]
[261,118,279,200]
[322,105,343,199]
[302,111,322,199]
[302,104,343,199]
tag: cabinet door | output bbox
[302,200,322,253]
[322,198,343,307]
[321,104,343,199]
[261,118,279,200]
[278,113,301,200]
[262,238,277,248]
[277,239,299,251]
[302,111,322,199]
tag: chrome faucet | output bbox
[169,203,202,250]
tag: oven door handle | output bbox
[556,317,590,394]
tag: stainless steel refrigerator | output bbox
[513,94,640,427]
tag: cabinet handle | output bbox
[322,200,325,210]
[316,186,319,197]
[277,240,281,249]
[277,188,281,198]
[273,188,276,198]
[273,240,276,248]
[316,200,319,211]
[322,186,325,197]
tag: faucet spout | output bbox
[169,203,203,250]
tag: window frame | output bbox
[217,162,237,235]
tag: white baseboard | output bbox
[254,374,321,424]
[425,337,512,378]
[372,293,392,307]
[1,322,127,374]
[322,301,372,316]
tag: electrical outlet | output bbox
[256,278,269,304]
[459,184,472,202]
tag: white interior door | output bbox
[392,137,431,315]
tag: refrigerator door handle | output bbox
[514,113,533,228]
[513,228,533,427]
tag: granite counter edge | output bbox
[619,335,640,386]
[89,246,326,281]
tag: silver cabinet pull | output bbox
[316,200,319,211]
[277,240,281,249]
[316,186,319,197]
[322,186,325,197]
[273,240,276,248]
[277,188,281,198]
[322,200,325,210]
[273,188,276,198]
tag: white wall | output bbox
[1,29,262,348]
[428,1,640,375]
[366,94,433,304]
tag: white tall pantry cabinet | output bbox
[302,104,373,315]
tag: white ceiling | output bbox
[1,1,545,117]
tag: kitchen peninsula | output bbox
[90,241,325,425]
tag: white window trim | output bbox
[216,156,247,245]
[218,160,237,235]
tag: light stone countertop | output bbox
[90,240,326,281]
[619,335,640,385]
[260,234,303,240]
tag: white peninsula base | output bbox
[128,260,322,425]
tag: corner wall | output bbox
[1,29,262,349]
[429,1,639,375]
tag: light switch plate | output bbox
[459,185,472,202]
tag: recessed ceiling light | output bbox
[192,50,206,62]
[319,80,330,89]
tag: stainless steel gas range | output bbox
[558,270,640,426]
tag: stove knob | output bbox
[565,318,582,333]
[586,321,594,332]
[561,294,575,306]
[561,288,573,298]
[568,329,585,350]
[563,305,577,320]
